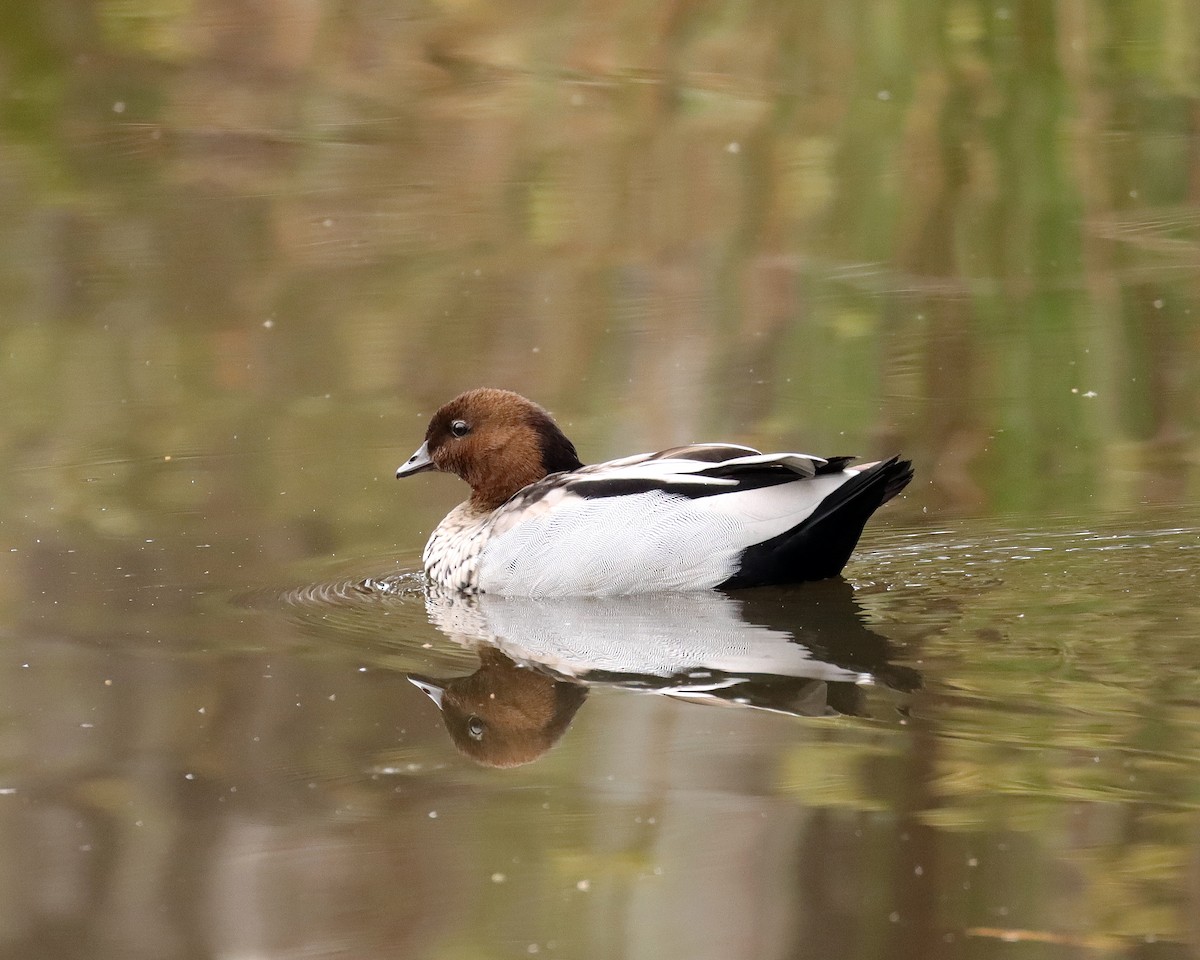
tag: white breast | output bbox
[422,502,491,592]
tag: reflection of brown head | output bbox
[409,648,587,768]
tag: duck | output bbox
[395,388,912,596]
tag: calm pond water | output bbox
[2,2,1199,958]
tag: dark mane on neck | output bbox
[526,408,583,474]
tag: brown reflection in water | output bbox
[1191,822,1200,954]
[0,634,461,960]
[408,642,906,770]
[1061,4,1200,510]
[890,52,986,515]
[410,647,588,769]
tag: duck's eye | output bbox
[450,419,470,438]
[466,716,485,741]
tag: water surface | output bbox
[1,2,1199,958]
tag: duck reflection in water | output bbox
[409,580,920,767]
[410,649,588,768]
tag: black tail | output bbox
[719,457,913,589]
[877,457,914,505]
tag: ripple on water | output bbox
[855,518,1200,595]
[847,516,1200,810]
[277,569,428,610]
[232,565,487,671]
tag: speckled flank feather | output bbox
[422,502,491,593]
[398,389,913,596]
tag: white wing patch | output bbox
[478,490,746,595]
[700,472,850,524]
